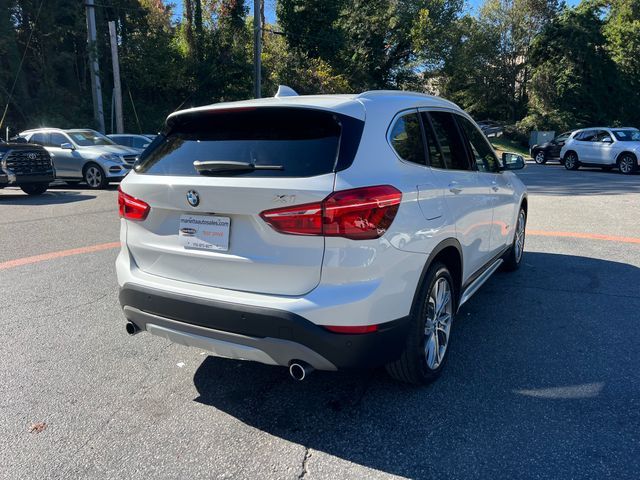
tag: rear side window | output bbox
[426,112,471,171]
[389,112,426,165]
[136,108,363,177]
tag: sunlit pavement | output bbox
[1,166,638,479]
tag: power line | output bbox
[0,0,46,130]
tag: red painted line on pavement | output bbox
[0,242,121,271]
[527,230,640,244]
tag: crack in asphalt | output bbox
[298,447,311,479]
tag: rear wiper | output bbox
[193,160,284,175]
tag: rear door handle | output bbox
[448,182,462,194]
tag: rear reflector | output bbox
[323,324,379,334]
[118,187,150,221]
[260,185,401,240]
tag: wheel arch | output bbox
[411,239,463,316]
[82,159,102,174]
[616,151,637,163]
[563,149,577,160]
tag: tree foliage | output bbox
[0,0,637,136]
[521,1,624,131]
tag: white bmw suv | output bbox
[560,127,640,174]
[116,90,528,385]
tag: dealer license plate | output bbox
[179,214,230,252]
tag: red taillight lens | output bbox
[323,185,402,240]
[260,185,402,240]
[118,187,150,221]
[323,324,379,334]
[259,202,323,235]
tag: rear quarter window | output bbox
[136,108,364,178]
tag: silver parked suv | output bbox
[19,128,141,188]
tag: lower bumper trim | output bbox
[124,306,337,370]
[120,284,411,370]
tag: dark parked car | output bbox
[530,131,573,164]
[477,120,504,137]
[0,139,55,195]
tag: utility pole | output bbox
[253,0,261,98]
[85,0,105,133]
[108,21,124,134]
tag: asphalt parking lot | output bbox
[1,164,639,479]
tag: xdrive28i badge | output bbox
[186,190,200,207]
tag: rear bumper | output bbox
[119,284,410,370]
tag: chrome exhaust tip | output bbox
[125,321,141,335]
[289,361,314,381]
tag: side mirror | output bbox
[60,142,74,150]
[501,152,525,170]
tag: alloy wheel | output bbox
[620,156,635,174]
[424,277,453,370]
[565,155,576,169]
[534,151,545,164]
[85,166,103,188]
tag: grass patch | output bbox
[490,136,530,159]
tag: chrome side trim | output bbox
[458,258,503,308]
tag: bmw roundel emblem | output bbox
[186,190,200,207]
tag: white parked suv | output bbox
[560,127,640,174]
[116,90,528,384]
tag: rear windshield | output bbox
[135,107,363,177]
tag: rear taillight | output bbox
[259,202,323,235]
[260,185,402,240]
[118,187,150,221]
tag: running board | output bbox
[458,259,503,309]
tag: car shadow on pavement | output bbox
[0,190,96,205]
[192,252,640,478]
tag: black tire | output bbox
[386,262,455,385]
[533,149,547,164]
[20,183,48,195]
[502,208,526,271]
[617,153,637,175]
[564,151,580,170]
[83,163,108,189]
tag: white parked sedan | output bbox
[560,127,640,174]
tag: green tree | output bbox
[522,2,623,131]
[440,0,560,122]
[603,0,640,125]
